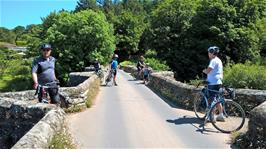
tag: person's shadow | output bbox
[166,116,220,134]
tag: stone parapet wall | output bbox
[0,98,56,149]
[68,72,94,87]
[0,72,101,109]
[0,90,35,101]
[247,101,266,147]
[12,108,65,149]
[149,72,199,110]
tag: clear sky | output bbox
[0,0,78,29]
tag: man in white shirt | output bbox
[203,46,225,122]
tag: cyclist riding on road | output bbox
[110,54,119,86]
[203,46,225,122]
[32,43,60,104]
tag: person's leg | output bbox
[208,85,224,121]
[38,87,43,102]
[48,87,60,105]
[143,75,148,84]
[113,70,117,85]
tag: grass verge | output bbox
[85,78,101,108]
[64,104,86,113]
[49,126,76,149]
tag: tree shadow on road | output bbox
[166,116,221,135]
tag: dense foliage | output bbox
[224,62,266,90]
[37,10,115,83]
[0,48,32,92]
[147,0,266,81]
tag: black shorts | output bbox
[208,85,221,101]
[113,69,117,76]
[144,74,149,80]
[38,87,60,104]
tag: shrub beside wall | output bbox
[224,63,266,90]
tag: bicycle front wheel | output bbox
[210,99,245,133]
[194,93,208,120]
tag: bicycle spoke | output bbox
[210,100,245,133]
[194,93,208,120]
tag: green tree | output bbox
[24,24,43,57]
[189,0,266,63]
[148,0,266,81]
[113,10,147,60]
[13,26,26,43]
[75,0,99,11]
[148,0,200,81]
[42,10,115,82]
[256,18,266,57]
[0,27,16,43]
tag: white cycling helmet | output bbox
[208,46,220,55]
[114,54,118,58]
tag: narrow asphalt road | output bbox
[67,70,233,148]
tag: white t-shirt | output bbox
[207,57,223,85]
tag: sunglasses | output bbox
[42,49,51,52]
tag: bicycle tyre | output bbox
[194,93,208,120]
[210,99,245,133]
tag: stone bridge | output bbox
[0,66,265,148]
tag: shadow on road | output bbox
[166,116,202,125]
[166,116,221,135]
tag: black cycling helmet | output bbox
[208,46,219,55]
[40,43,52,50]
[113,54,118,58]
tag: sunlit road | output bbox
[67,70,233,148]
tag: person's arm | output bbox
[203,67,213,74]
[53,58,58,81]
[32,59,39,89]
[203,59,215,74]
[32,72,38,89]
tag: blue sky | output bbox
[0,0,78,29]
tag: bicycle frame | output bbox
[201,85,226,123]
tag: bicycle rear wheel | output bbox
[210,99,245,133]
[194,93,208,120]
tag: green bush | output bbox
[145,49,157,58]
[145,58,170,71]
[120,60,135,67]
[224,62,266,90]
[15,40,27,46]
[0,49,32,92]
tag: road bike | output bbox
[193,81,245,133]
[105,69,115,86]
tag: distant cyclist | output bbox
[110,54,119,86]
[203,46,224,122]
[137,56,145,78]
[93,59,101,73]
[143,63,151,84]
[32,43,60,104]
